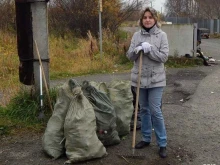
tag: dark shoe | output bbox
[159,147,167,158]
[135,141,150,149]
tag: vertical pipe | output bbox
[210,19,214,34]
[39,65,43,107]
[99,0,103,58]
[176,14,178,24]
[217,19,220,33]
[193,23,198,57]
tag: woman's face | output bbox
[142,11,156,28]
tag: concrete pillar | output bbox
[210,19,214,34]
[217,19,220,33]
[187,17,190,24]
[15,0,49,93]
[31,1,50,92]
[193,23,198,57]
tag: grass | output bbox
[0,29,204,135]
[166,56,203,68]
[0,87,58,135]
[5,89,51,123]
[0,30,20,106]
[49,30,131,79]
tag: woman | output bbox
[126,7,169,158]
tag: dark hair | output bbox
[139,7,160,27]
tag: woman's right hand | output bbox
[134,46,143,54]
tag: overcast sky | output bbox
[151,0,166,13]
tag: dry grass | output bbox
[49,30,120,79]
[211,33,220,38]
[0,30,20,106]
[0,30,130,106]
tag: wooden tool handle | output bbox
[34,40,53,113]
[132,51,143,148]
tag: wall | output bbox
[161,24,196,57]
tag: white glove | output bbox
[134,46,143,54]
[141,42,152,53]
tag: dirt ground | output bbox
[1,39,220,165]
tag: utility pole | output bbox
[99,0,103,58]
[15,0,50,93]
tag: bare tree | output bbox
[113,0,148,26]
[165,0,220,19]
[122,0,151,21]
[165,0,185,17]
[213,0,220,18]
[197,0,220,18]
[49,0,145,36]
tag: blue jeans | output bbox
[139,87,167,147]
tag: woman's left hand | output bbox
[141,42,152,53]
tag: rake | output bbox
[118,51,146,159]
[34,40,53,119]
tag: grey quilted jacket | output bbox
[126,25,169,88]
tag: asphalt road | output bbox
[200,38,220,60]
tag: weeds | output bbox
[0,30,20,106]
[0,87,58,135]
[166,56,203,68]
[5,90,42,123]
[0,125,9,135]
[4,87,57,123]
[49,29,131,80]
[211,33,220,38]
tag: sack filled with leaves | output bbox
[82,80,120,146]
[64,79,107,163]
[89,81,108,94]
[42,82,73,159]
[108,80,133,136]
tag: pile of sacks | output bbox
[42,79,133,163]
